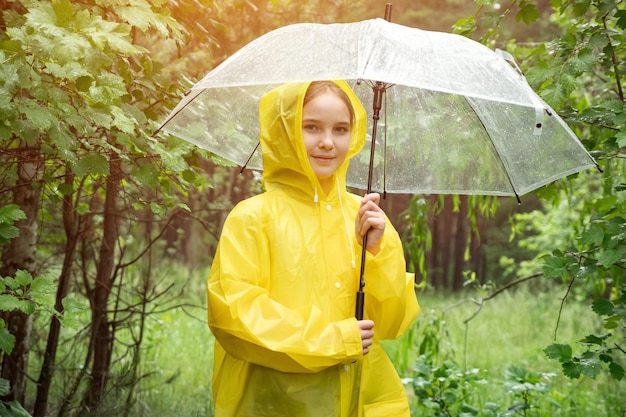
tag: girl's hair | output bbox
[303,81,355,125]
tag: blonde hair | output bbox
[303,81,355,125]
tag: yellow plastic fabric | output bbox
[207,81,420,416]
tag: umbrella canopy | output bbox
[158,17,598,199]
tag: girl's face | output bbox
[302,90,352,193]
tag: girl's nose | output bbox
[319,131,334,148]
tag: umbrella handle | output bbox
[356,231,369,320]
[355,289,365,320]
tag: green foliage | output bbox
[0,379,31,416]
[412,355,486,416]
[451,0,626,387]
[545,286,626,380]
[402,290,624,416]
[501,366,557,416]
[407,308,568,417]
[402,197,431,284]
[0,268,77,351]
[0,205,26,245]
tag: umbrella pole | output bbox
[356,81,386,320]
[356,2,393,320]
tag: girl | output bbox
[207,80,419,416]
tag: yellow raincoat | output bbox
[207,81,419,416]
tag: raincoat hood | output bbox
[259,80,367,198]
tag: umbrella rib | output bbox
[152,89,204,137]
[240,141,260,173]
[463,96,522,204]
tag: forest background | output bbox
[0,0,624,416]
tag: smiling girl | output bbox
[207,80,419,416]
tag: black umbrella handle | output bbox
[356,232,368,320]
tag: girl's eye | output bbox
[303,124,318,131]
[335,126,350,134]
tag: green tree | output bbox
[456,0,625,383]
[0,0,199,413]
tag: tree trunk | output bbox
[439,196,454,288]
[452,196,469,290]
[427,195,440,288]
[83,153,121,410]
[0,142,42,403]
[33,171,79,417]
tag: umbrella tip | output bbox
[384,3,392,22]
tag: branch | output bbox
[445,272,544,325]
[603,15,624,101]
[555,273,576,341]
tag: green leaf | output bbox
[72,152,109,177]
[14,270,32,287]
[0,224,19,244]
[49,123,78,151]
[579,225,604,246]
[60,295,85,329]
[587,30,609,50]
[616,130,626,148]
[541,83,566,109]
[561,360,581,379]
[578,354,602,378]
[461,403,479,415]
[150,202,166,215]
[17,102,56,130]
[572,0,591,16]
[57,183,74,196]
[30,277,56,303]
[544,343,572,362]
[0,378,9,396]
[566,48,597,73]
[609,362,624,381]
[1,40,22,53]
[0,205,26,223]
[592,299,615,316]
[76,75,93,92]
[0,294,23,312]
[616,10,626,30]
[516,3,539,24]
[133,162,160,189]
[44,61,90,81]
[111,106,136,134]
[579,333,609,345]
[598,246,626,268]
[542,254,568,278]
[6,400,31,417]
[0,327,15,355]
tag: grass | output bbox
[130,282,623,416]
[384,286,624,416]
[133,305,214,417]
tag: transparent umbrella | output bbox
[156,8,598,318]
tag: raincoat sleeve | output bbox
[360,213,419,340]
[207,197,363,374]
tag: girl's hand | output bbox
[358,320,375,355]
[355,193,385,255]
